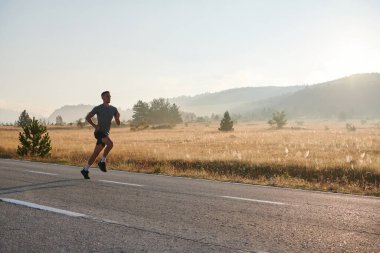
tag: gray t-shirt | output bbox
[90,104,118,135]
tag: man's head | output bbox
[101,91,111,104]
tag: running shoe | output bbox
[98,161,107,172]
[81,168,90,179]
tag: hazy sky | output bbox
[1,0,379,116]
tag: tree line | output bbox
[131,98,182,127]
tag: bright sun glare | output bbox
[324,38,379,79]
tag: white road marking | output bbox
[0,197,268,252]
[221,196,288,205]
[25,170,58,176]
[99,180,144,187]
[0,198,87,217]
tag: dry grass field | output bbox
[1,120,379,196]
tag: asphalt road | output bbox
[0,159,379,253]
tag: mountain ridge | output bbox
[248,73,380,119]
[169,85,304,115]
[1,73,378,123]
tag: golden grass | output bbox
[1,120,379,196]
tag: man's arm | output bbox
[114,111,121,126]
[86,111,99,130]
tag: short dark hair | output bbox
[101,91,110,97]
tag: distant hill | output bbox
[47,105,94,123]
[2,73,378,124]
[169,86,304,116]
[246,73,380,119]
[47,105,133,123]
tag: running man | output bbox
[81,91,120,179]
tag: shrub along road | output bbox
[0,159,379,252]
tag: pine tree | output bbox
[132,100,150,125]
[17,117,52,157]
[17,110,32,128]
[219,111,234,131]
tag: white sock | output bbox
[101,156,106,162]
[83,164,90,171]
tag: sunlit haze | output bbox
[1,0,379,117]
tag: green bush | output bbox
[17,118,52,157]
[268,111,287,128]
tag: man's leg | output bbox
[97,136,113,172]
[101,136,114,158]
[88,144,105,165]
[81,144,104,179]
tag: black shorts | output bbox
[94,131,107,147]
